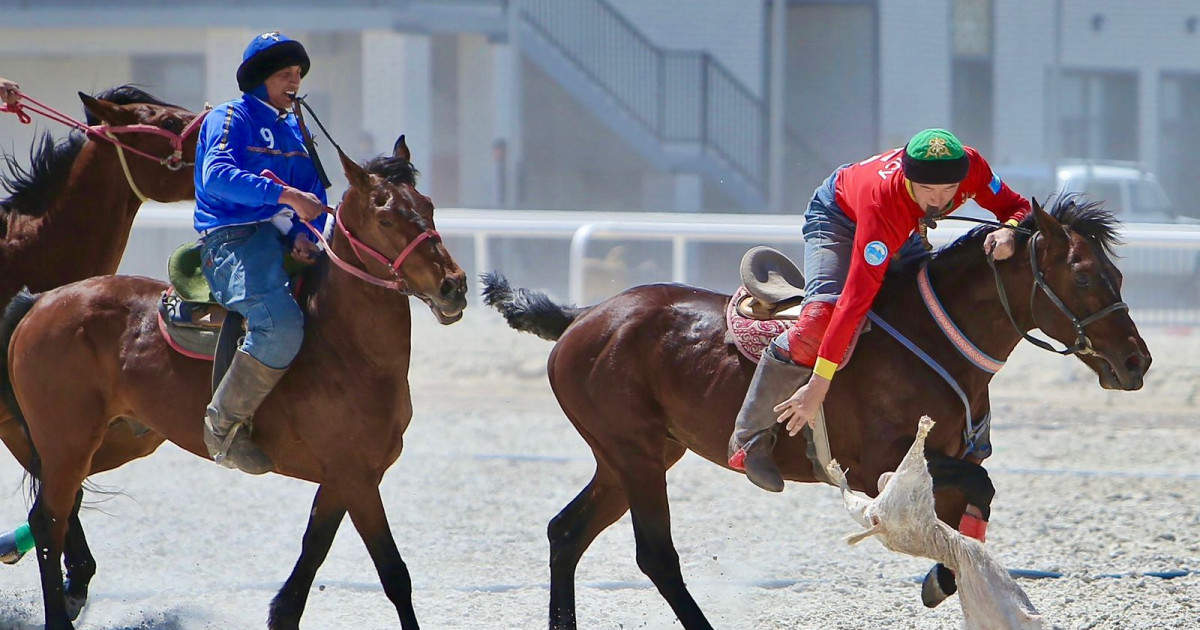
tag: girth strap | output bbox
[866,311,992,459]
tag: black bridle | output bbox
[986,230,1129,356]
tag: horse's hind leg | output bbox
[62,489,95,621]
[341,480,419,630]
[922,452,996,608]
[269,485,346,630]
[611,439,712,630]
[548,461,631,630]
[30,474,89,629]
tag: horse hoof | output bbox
[0,548,24,565]
[0,527,28,565]
[920,563,957,608]
[64,580,88,621]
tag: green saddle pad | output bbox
[167,240,309,306]
[168,242,216,305]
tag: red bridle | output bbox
[2,92,208,170]
[259,170,440,293]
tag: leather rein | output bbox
[938,216,1129,357]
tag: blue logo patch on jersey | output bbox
[864,241,889,266]
[988,173,1002,195]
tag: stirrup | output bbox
[212,422,247,469]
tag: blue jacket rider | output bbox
[195,31,330,474]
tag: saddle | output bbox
[158,242,228,361]
[726,246,869,366]
[158,241,306,390]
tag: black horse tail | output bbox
[480,272,585,342]
[1,290,43,500]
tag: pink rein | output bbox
[1,92,208,170]
[260,170,440,293]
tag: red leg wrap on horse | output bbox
[786,301,834,367]
[959,512,988,543]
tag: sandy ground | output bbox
[1,304,1198,630]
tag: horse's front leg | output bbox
[269,485,346,630]
[923,452,996,608]
[341,479,419,630]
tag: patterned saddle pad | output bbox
[724,286,868,366]
[725,287,790,363]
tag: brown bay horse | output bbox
[1,86,201,303]
[0,86,201,471]
[1,139,467,629]
[483,198,1151,630]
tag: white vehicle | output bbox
[961,161,1199,309]
[1055,161,1179,223]
[977,160,1182,224]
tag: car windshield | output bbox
[1130,180,1172,215]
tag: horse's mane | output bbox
[84,85,181,126]
[361,154,430,231]
[363,154,419,188]
[921,194,1122,274]
[0,132,87,218]
[1,85,179,218]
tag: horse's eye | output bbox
[377,214,394,228]
[162,118,182,132]
[1074,273,1090,288]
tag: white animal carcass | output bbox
[827,416,1047,630]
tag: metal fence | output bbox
[120,203,1200,328]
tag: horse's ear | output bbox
[338,147,369,190]
[1032,196,1069,247]
[78,93,137,126]
[392,134,410,161]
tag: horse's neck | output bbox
[308,235,415,369]
[911,253,1028,365]
[1,144,141,291]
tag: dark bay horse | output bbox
[483,199,1151,630]
[1,139,467,629]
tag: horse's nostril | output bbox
[440,278,459,299]
[1125,353,1143,374]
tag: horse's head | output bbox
[1019,197,1151,390]
[77,86,202,202]
[336,135,467,324]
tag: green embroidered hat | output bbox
[902,128,969,184]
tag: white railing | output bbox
[122,203,1200,325]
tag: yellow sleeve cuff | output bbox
[813,357,838,380]
[1004,218,1020,227]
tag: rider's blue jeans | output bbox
[200,223,304,370]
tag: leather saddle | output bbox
[736,245,807,320]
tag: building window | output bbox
[1160,74,1200,213]
[952,0,993,154]
[1058,71,1138,161]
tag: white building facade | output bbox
[2,0,1199,214]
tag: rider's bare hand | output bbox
[774,373,832,436]
[984,227,1017,261]
[292,234,320,265]
[0,79,21,107]
[279,187,327,222]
